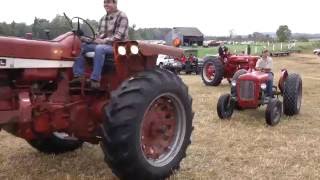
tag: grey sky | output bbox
[1,0,319,36]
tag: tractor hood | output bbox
[238,71,269,83]
[138,41,184,58]
[0,32,81,60]
[228,55,259,63]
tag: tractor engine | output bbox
[0,68,107,142]
[234,71,269,108]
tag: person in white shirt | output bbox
[256,49,273,97]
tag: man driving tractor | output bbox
[71,0,129,89]
[256,49,274,97]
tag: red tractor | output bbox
[0,15,194,179]
[201,54,259,86]
[217,67,302,126]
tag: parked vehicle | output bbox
[201,54,259,86]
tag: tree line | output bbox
[0,14,171,41]
[0,15,302,43]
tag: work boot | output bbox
[84,79,101,90]
[90,80,101,89]
[69,76,84,87]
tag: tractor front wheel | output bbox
[101,69,193,179]
[265,99,282,126]
[217,94,234,119]
[201,57,224,86]
[28,132,83,154]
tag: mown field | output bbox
[1,53,320,179]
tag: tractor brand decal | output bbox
[0,59,6,66]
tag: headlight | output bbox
[261,83,267,90]
[130,45,139,55]
[231,80,236,86]
[118,46,126,55]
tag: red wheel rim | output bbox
[204,63,215,81]
[140,93,186,167]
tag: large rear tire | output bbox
[283,73,302,116]
[201,57,224,86]
[28,132,83,154]
[101,69,193,180]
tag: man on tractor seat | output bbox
[218,42,229,63]
[71,0,129,89]
[256,49,274,97]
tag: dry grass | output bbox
[1,54,320,180]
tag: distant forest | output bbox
[0,14,171,40]
[0,14,318,42]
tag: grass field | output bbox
[1,53,320,179]
[192,41,320,58]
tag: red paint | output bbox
[23,69,58,81]
[0,39,182,142]
[0,32,81,60]
[224,55,259,78]
[141,97,177,160]
[237,71,269,108]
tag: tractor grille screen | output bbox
[239,80,255,100]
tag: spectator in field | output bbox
[71,0,129,89]
[256,49,274,97]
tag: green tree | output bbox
[276,25,291,42]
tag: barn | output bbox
[165,27,204,46]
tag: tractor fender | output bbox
[203,55,219,62]
[278,69,288,94]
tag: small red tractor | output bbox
[217,66,302,126]
[0,15,194,179]
[201,54,259,86]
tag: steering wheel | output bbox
[63,13,96,43]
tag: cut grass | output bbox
[1,54,320,179]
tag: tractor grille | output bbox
[239,80,255,100]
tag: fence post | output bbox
[273,44,275,51]
[281,43,283,51]
[255,46,257,54]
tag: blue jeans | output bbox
[267,72,274,97]
[73,43,113,81]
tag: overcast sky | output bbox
[1,0,319,36]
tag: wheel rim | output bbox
[53,132,79,141]
[140,93,186,167]
[272,105,281,123]
[223,96,233,116]
[203,63,215,82]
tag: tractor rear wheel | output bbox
[283,73,302,116]
[217,94,234,119]
[28,132,83,154]
[201,57,224,86]
[101,69,193,180]
[265,99,282,126]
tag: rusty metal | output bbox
[141,97,177,160]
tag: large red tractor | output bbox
[0,16,194,179]
[217,67,302,126]
[201,54,259,86]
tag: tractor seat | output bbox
[84,52,115,74]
